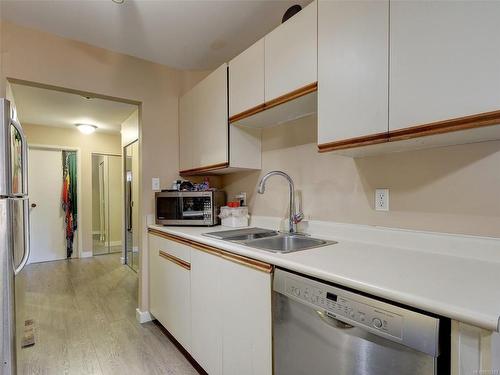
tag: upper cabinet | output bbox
[318,0,500,155]
[389,1,500,131]
[179,64,228,174]
[229,38,265,118]
[317,0,389,150]
[229,1,318,127]
[179,63,261,175]
[265,1,317,102]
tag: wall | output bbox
[222,115,500,238]
[0,20,207,312]
[23,124,122,253]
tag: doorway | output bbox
[124,140,139,272]
[28,146,80,263]
[92,153,123,256]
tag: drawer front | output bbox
[150,231,191,263]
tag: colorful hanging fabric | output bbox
[61,151,78,258]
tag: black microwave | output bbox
[155,190,226,226]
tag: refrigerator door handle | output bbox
[14,198,30,275]
[10,118,28,197]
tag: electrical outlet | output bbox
[152,177,160,192]
[375,188,389,211]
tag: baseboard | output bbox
[92,230,100,235]
[109,240,122,247]
[135,308,153,324]
[80,251,93,258]
[120,256,125,264]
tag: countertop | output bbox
[148,217,500,332]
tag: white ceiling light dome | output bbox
[75,123,97,134]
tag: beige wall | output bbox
[223,115,500,238]
[23,124,122,250]
[0,20,207,311]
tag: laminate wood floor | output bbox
[15,253,198,375]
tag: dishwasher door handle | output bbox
[316,310,354,329]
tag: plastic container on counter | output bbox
[219,206,249,228]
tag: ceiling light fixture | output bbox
[75,123,97,134]
[112,0,124,4]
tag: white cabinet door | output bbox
[190,249,222,375]
[229,38,265,117]
[390,1,500,131]
[179,63,228,172]
[318,0,388,145]
[221,261,272,375]
[265,1,317,102]
[194,63,228,168]
[148,234,191,350]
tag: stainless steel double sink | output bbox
[203,227,337,254]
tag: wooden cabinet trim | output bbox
[318,132,389,152]
[148,228,273,274]
[318,110,500,152]
[387,109,500,142]
[229,82,318,124]
[179,162,229,176]
[159,250,191,270]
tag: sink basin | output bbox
[244,234,336,254]
[203,227,279,241]
[224,232,279,241]
[203,227,336,254]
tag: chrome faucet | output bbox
[257,171,303,234]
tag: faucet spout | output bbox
[257,171,302,233]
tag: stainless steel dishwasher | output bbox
[273,269,448,375]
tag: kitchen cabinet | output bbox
[317,0,389,150]
[389,1,500,132]
[148,229,272,375]
[451,321,500,375]
[179,63,228,174]
[220,256,272,375]
[229,38,265,118]
[148,233,191,351]
[190,248,223,375]
[264,1,317,102]
[319,0,500,155]
[190,245,273,375]
[179,63,261,175]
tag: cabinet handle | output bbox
[159,250,191,270]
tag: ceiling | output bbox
[1,0,312,70]
[11,84,138,134]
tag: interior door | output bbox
[28,148,67,263]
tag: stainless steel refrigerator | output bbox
[1,98,30,375]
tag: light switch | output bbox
[152,177,160,192]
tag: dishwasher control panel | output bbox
[285,277,403,339]
[274,269,442,357]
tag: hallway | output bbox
[15,253,198,375]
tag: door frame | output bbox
[28,144,83,259]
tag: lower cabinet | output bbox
[148,233,192,351]
[190,249,223,375]
[149,230,273,375]
[220,256,272,375]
